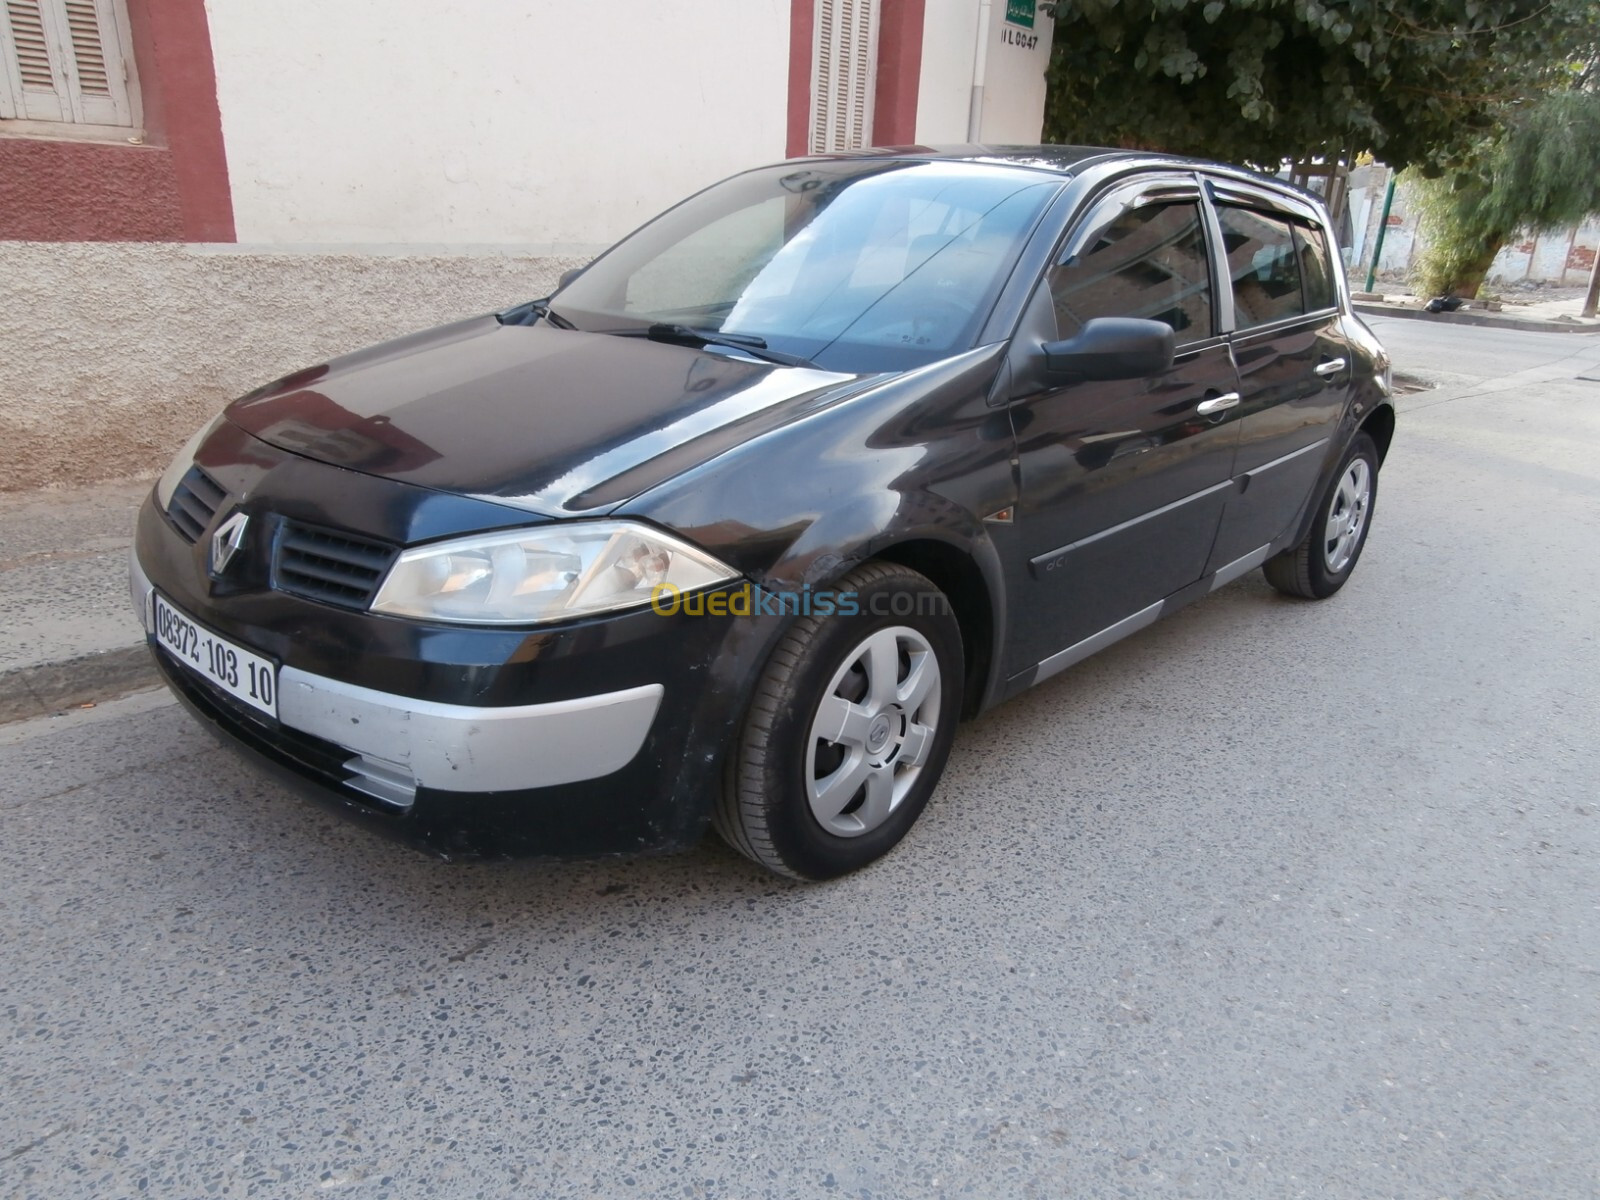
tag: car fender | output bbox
[621,342,1018,792]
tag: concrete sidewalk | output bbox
[0,478,157,723]
[1353,292,1600,334]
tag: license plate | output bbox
[153,592,278,718]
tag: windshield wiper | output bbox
[638,324,816,368]
[649,323,767,349]
[496,297,576,330]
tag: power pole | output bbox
[1364,176,1397,294]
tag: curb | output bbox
[0,644,160,725]
[1353,303,1600,335]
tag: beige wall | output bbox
[0,243,577,491]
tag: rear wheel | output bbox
[1263,432,1379,599]
[714,563,963,880]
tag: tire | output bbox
[714,562,964,880]
[1263,432,1379,600]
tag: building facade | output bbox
[1,0,1055,489]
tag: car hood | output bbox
[225,315,868,517]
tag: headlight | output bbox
[369,521,739,625]
[154,416,224,511]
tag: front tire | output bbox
[714,562,964,880]
[1263,433,1379,600]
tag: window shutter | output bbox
[0,0,134,127]
[810,0,879,154]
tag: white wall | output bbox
[915,0,979,143]
[204,0,791,247]
[976,0,1052,143]
[915,0,1053,144]
[1360,173,1600,285]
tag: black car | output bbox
[132,146,1394,879]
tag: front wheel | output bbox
[1263,432,1379,599]
[714,562,964,880]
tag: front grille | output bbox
[273,521,397,610]
[166,466,227,542]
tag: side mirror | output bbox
[557,266,587,291]
[1040,317,1175,382]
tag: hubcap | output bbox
[805,625,942,838]
[1323,458,1371,575]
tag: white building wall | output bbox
[976,0,1052,143]
[1488,240,1533,282]
[915,0,980,142]
[203,0,791,247]
[914,0,1052,144]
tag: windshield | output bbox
[553,160,1061,373]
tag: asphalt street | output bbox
[3,319,1599,1199]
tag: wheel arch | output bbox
[1360,401,1396,464]
[1280,406,1390,555]
[871,537,998,720]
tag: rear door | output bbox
[1004,176,1244,675]
[1203,185,1352,572]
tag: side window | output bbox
[1217,207,1307,328]
[1048,201,1214,342]
[1293,221,1337,312]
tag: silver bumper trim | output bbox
[277,669,663,792]
[132,547,663,793]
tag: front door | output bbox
[1205,200,1353,570]
[1006,187,1242,675]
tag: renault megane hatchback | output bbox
[133,146,1394,879]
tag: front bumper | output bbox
[132,469,771,859]
[133,544,661,796]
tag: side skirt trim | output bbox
[1008,535,1291,696]
[1031,600,1164,686]
[1208,543,1272,592]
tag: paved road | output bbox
[1372,313,1600,384]
[4,323,1599,1199]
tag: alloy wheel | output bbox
[805,625,942,837]
[1323,458,1372,574]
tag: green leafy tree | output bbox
[1409,83,1600,297]
[1042,0,1595,172]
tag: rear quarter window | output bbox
[1217,206,1305,329]
[1293,221,1338,312]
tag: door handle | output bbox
[1314,357,1347,376]
[1196,392,1240,415]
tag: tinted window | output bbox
[1293,221,1337,311]
[1217,207,1306,328]
[1048,201,1213,341]
[555,160,1058,372]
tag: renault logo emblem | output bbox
[211,511,250,574]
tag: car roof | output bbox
[782,144,1116,174]
[774,145,1330,217]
